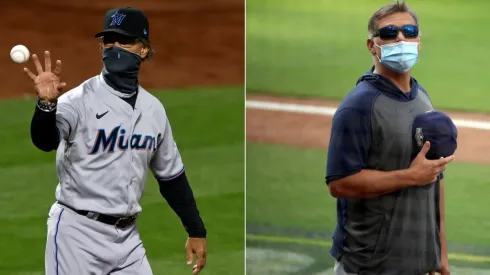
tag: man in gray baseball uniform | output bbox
[326,2,453,274]
[24,7,207,275]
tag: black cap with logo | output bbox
[94,7,150,42]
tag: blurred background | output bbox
[0,1,244,274]
[246,0,490,274]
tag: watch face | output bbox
[37,100,57,112]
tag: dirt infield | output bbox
[247,94,490,165]
[1,1,243,99]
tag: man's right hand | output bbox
[23,50,67,103]
[409,141,455,186]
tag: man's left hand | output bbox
[185,237,207,275]
[429,258,450,275]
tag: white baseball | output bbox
[10,45,30,64]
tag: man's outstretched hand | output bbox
[24,50,66,103]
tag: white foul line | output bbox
[246,100,490,131]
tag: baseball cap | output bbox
[94,7,150,42]
[412,110,458,160]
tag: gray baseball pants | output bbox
[44,202,153,275]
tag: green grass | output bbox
[0,87,244,275]
[246,143,490,247]
[246,0,490,112]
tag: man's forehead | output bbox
[377,12,416,28]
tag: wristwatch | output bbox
[37,99,57,112]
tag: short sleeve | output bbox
[326,108,372,184]
[150,115,185,181]
[56,96,79,141]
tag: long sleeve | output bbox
[150,105,206,237]
[30,103,60,152]
[30,96,79,152]
[158,172,207,238]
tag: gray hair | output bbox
[367,1,419,38]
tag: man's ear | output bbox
[366,39,376,56]
[140,46,150,59]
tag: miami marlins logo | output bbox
[109,12,126,27]
[89,126,159,154]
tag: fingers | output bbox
[31,54,44,74]
[23,67,37,81]
[434,155,455,167]
[430,163,446,179]
[195,250,206,271]
[186,246,193,266]
[53,60,62,76]
[44,51,51,73]
[193,261,205,275]
[57,82,67,91]
[418,141,431,157]
[442,155,455,164]
[440,164,447,172]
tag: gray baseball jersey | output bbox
[54,73,184,216]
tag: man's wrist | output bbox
[396,168,418,187]
[186,223,207,238]
[36,99,57,112]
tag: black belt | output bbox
[58,202,137,229]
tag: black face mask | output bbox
[101,46,142,96]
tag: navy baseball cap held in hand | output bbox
[412,110,458,160]
[94,7,150,42]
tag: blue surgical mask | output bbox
[374,41,419,73]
